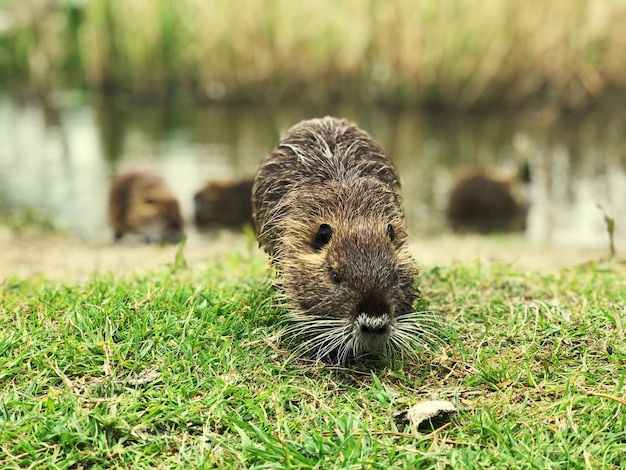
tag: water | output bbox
[1,92,625,250]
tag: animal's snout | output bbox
[357,292,392,336]
[358,314,391,335]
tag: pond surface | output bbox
[1,92,625,250]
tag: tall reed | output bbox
[1,0,625,109]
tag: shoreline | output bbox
[2,233,616,283]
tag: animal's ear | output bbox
[313,223,333,250]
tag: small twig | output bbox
[0,448,29,463]
[596,204,616,259]
[586,391,626,406]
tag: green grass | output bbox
[1,250,625,468]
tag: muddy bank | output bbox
[1,232,614,283]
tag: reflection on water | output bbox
[1,93,625,249]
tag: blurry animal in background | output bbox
[108,171,184,243]
[445,165,530,234]
[193,179,253,229]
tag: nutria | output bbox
[252,116,436,364]
[108,171,184,243]
[193,179,253,229]
[445,169,529,234]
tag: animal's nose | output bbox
[357,313,391,336]
[360,322,389,335]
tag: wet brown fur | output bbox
[193,179,253,229]
[446,170,528,233]
[108,171,184,243]
[252,117,423,362]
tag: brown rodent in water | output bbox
[108,170,184,243]
[446,168,529,234]
[193,179,253,229]
[252,116,437,363]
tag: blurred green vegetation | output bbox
[0,205,59,235]
[0,0,625,109]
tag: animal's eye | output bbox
[331,271,341,285]
[313,223,333,250]
[386,224,395,242]
[145,197,156,204]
